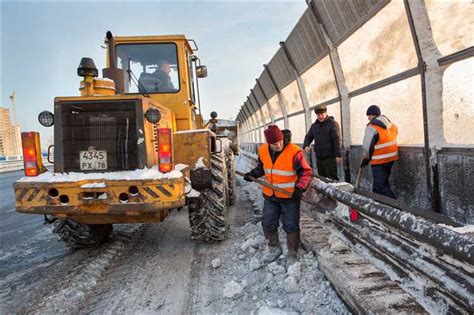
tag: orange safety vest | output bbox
[370,123,399,165]
[258,143,301,198]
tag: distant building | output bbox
[0,107,22,157]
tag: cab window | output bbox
[116,43,180,94]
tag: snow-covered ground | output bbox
[1,170,348,314]
[205,220,349,314]
[78,177,348,314]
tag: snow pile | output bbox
[268,262,286,275]
[328,233,349,253]
[220,128,236,138]
[17,166,183,183]
[80,182,106,188]
[438,224,474,235]
[194,157,206,169]
[180,153,347,313]
[175,163,188,172]
[240,232,263,251]
[210,222,349,314]
[223,281,244,299]
[257,305,297,315]
[187,188,201,197]
[213,119,237,127]
[211,258,221,269]
[239,177,264,219]
[287,262,301,280]
[220,137,233,150]
[235,154,264,219]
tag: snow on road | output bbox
[200,220,349,314]
[81,179,346,314]
[1,175,347,314]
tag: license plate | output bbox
[80,150,107,170]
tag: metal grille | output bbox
[88,116,118,168]
[60,100,139,172]
[313,0,389,46]
[285,9,328,74]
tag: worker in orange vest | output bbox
[361,105,399,199]
[244,125,313,266]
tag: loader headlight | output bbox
[145,108,161,124]
[38,111,54,127]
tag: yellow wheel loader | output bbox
[13,31,239,247]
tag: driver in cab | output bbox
[139,60,176,93]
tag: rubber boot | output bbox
[262,230,282,264]
[286,231,300,267]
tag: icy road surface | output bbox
[1,174,348,314]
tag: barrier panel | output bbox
[237,0,473,223]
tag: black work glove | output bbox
[360,158,370,168]
[292,188,303,200]
[243,172,253,182]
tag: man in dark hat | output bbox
[244,125,312,266]
[361,105,399,198]
[303,105,342,180]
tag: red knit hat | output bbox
[264,125,284,144]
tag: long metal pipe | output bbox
[313,179,473,264]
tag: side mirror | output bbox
[196,65,208,78]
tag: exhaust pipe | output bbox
[102,31,125,94]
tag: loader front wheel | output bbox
[188,151,229,242]
[53,219,113,248]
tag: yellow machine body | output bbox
[14,34,214,225]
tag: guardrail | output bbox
[0,159,51,174]
[238,149,473,313]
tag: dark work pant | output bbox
[371,161,396,199]
[316,157,338,180]
[262,198,301,233]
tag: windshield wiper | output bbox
[127,57,150,98]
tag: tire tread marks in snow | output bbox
[189,150,230,242]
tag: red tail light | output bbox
[157,128,173,173]
[21,132,45,177]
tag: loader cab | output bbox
[116,43,180,94]
[109,35,205,131]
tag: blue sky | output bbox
[1,0,306,144]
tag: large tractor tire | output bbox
[225,146,236,206]
[53,219,113,248]
[189,150,230,242]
